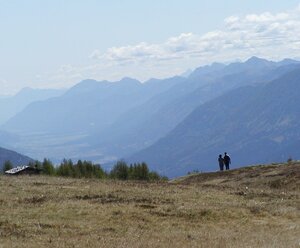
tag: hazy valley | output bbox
[1,57,300,177]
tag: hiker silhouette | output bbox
[218,154,224,171]
[223,152,231,170]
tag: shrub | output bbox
[269,179,283,189]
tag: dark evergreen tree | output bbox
[42,158,55,175]
[110,160,129,180]
[55,159,106,179]
[56,158,73,177]
[3,160,13,173]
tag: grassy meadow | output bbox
[0,163,299,247]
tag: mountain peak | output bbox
[180,69,193,78]
[16,87,34,96]
[245,56,270,64]
[189,62,225,78]
[67,79,109,95]
[119,77,140,85]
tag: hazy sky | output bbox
[1,0,300,94]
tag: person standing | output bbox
[224,152,231,170]
[218,154,224,171]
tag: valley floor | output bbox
[0,163,299,247]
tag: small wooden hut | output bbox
[5,166,41,175]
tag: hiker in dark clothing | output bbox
[218,154,224,171]
[224,152,231,170]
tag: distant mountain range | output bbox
[88,57,300,158]
[1,57,300,176]
[2,77,182,134]
[0,77,184,162]
[0,146,33,170]
[0,87,65,125]
[129,67,300,177]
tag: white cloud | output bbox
[90,5,300,65]
[30,4,300,91]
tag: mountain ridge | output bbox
[1,57,300,173]
[128,67,300,177]
[0,87,65,125]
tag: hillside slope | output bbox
[130,68,300,177]
[0,87,65,125]
[0,162,298,247]
[88,57,299,158]
[0,147,33,169]
[173,162,300,191]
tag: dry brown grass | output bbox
[0,163,299,247]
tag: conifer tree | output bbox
[110,160,129,180]
[3,160,13,173]
[42,158,55,175]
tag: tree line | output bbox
[2,159,167,181]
